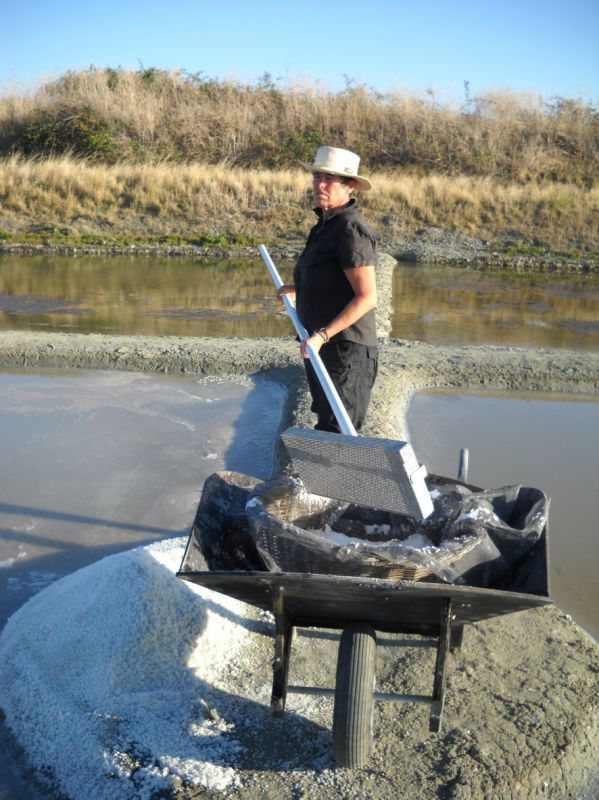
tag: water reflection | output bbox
[1,255,598,350]
[392,263,599,351]
[0,255,293,338]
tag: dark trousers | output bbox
[304,340,378,434]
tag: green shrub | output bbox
[278,130,326,166]
[78,234,107,245]
[20,106,120,162]
[186,231,257,247]
[187,233,231,247]
[105,67,120,90]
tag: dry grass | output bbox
[1,69,597,252]
[370,172,597,242]
[1,68,597,185]
[0,156,307,220]
[1,156,597,252]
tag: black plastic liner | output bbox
[188,471,548,589]
[245,476,548,587]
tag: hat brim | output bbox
[298,160,372,192]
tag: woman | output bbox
[278,145,378,433]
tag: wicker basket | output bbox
[252,526,430,580]
[246,476,484,582]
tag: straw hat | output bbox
[299,146,372,191]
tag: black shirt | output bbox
[293,200,378,346]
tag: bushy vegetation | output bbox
[0,68,597,254]
[1,66,597,186]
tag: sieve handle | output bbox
[259,244,357,437]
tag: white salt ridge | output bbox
[0,538,256,799]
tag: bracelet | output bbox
[315,327,329,343]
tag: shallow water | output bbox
[1,255,598,350]
[0,369,286,633]
[407,390,599,639]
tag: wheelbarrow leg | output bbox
[430,599,452,733]
[458,447,469,483]
[271,585,293,718]
[450,624,464,652]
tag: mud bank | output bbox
[1,226,596,273]
[0,328,597,441]
[0,326,598,798]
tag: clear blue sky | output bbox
[2,0,598,103]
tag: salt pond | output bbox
[0,369,286,632]
[408,389,599,639]
[0,368,287,797]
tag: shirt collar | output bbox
[313,198,357,223]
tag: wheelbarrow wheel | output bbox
[333,622,377,767]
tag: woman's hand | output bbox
[300,333,324,359]
[276,284,296,303]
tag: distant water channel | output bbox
[1,255,598,350]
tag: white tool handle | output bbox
[259,244,357,437]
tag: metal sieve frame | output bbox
[281,427,434,520]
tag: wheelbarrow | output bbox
[177,444,551,768]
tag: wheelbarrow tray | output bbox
[177,560,550,635]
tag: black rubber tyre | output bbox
[332,622,377,767]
